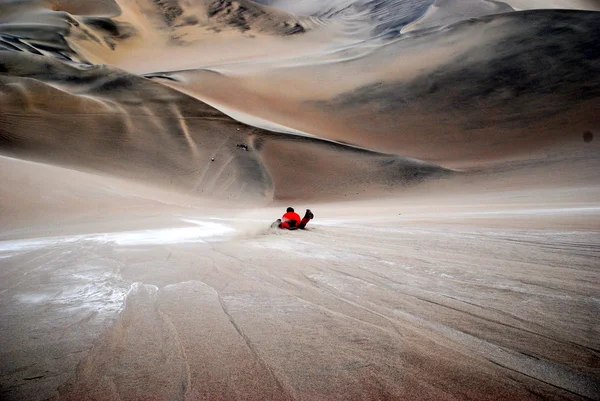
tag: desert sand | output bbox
[1,0,599,400]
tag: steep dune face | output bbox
[64,0,334,72]
[1,0,335,73]
[0,2,83,63]
[156,10,600,167]
[254,135,448,201]
[205,0,308,34]
[254,0,600,17]
[1,0,598,196]
[401,0,513,32]
[252,0,435,35]
[0,51,448,202]
[313,10,600,164]
[0,52,272,202]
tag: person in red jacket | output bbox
[274,207,314,229]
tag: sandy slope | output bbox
[1,156,599,401]
[155,9,600,167]
[0,51,449,202]
[1,0,600,400]
[401,0,513,33]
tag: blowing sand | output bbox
[1,0,600,400]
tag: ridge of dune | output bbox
[253,0,600,16]
[401,0,514,33]
[150,9,600,168]
[1,0,335,73]
[251,0,435,35]
[205,0,309,34]
[1,3,598,193]
[249,0,600,37]
[0,50,450,203]
[68,0,341,73]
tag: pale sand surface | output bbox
[4,215,599,401]
[1,0,600,399]
[1,156,600,400]
[401,0,513,33]
[153,9,599,167]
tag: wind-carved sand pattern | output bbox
[0,0,599,400]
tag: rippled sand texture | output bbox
[1,0,599,400]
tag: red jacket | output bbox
[282,211,301,224]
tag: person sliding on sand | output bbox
[272,207,314,230]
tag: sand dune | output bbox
[62,0,340,73]
[0,51,448,202]
[401,0,513,33]
[1,0,599,400]
[154,9,600,167]
[253,0,435,36]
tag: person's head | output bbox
[286,207,294,213]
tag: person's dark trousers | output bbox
[298,217,311,229]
